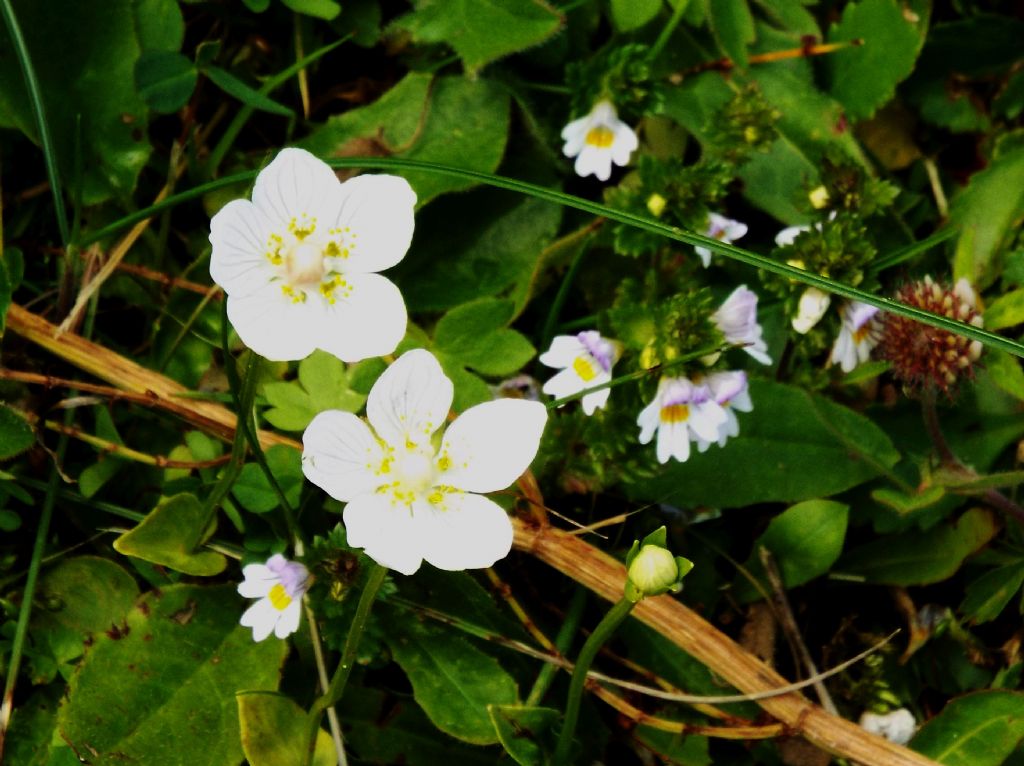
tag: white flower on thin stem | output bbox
[561,100,638,182]
[637,377,727,464]
[792,287,832,334]
[695,213,748,268]
[302,350,547,575]
[712,286,772,365]
[209,148,416,362]
[238,554,310,641]
[859,708,916,746]
[830,301,881,373]
[694,371,752,452]
[540,331,622,415]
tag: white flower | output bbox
[695,213,748,268]
[301,350,547,575]
[561,100,638,182]
[859,708,916,746]
[694,370,752,452]
[209,148,416,362]
[830,301,881,373]
[712,285,771,365]
[637,377,727,464]
[238,554,310,641]
[775,223,811,248]
[792,287,832,334]
[540,331,622,416]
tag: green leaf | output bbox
[433,298,536,377]
[237,692,335,766]
[960,561,1024,624]
[985,289,1024,331]
[709,0,756,69]
[952,145,1024,290]
[113,493,227,576]
[839,507,999,585]
[871,485,946,515]
[58,584,288,766]
[203,65,294,117]
[0,0,150,204]
[911,691,1024,765]
[488,705,559,766]
[231,445,303,514]
[132,0,185,51]
[384,608,519,744]
[263,351,367,431]
[634,726,711,766]
[0,404,34,460]
[301,73,510,205]
[610,0,662,32]
[395,191,562,313]
[134,51,197,113]
[825,0,927,121]
[396,0,562,75]
[626,381,900,508]
[735,500,849,600]
[280,0,340,20]
[3,684,64,766]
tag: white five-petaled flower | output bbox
[792,287,832,334]
[695,213,748,268]
[238,554,310,642]
[561,100,638,182]
[712,285,772,365]
[301,350,547,575]
[540,331,621,416]
[694,371,752,452]
[209,148,416,362]
[830,301,881,373]
[637,377,727,464]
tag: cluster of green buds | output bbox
[624,526,694,603]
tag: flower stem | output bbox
[553,597,636,764]
[648,1,689,63]
[526,586,588,706]
[304,562,388,766]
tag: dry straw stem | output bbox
[7,302,939,766]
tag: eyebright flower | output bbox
[637,377,727,464]
[695,213,748,268]
[792,287,832,334]
[209,148,416,362]
[694,371,752,452]
[540,331,622,415]
[301,349,547,575]
[712,285,772,365]
[858,708,916,746]
[238,554,310,642]
[561,100,638,182]
[876,276,983,393]
[830,301,881,373]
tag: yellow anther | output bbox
[572,356,598,382]
[660,404,689,423]
[268,583,292,611]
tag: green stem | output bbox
[649,1,690,62]
[198,350,261,529]
[0,0,70,248]
[526,587,587,706]
[78,157,1024,361]
[553,597,636,764]
[539,236,592,352]
[304,562,388,766]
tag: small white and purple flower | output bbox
[561,100,639,182]
[540,331,621,415]
[792,287,832,334]
[830,301,881,373]
[238,554,310,641]
[694,370,752,452]
[695,213,747,268]
[637,377,727,464]
[712,285,772,365]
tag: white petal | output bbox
[637,400,660,444]
[610,125,638,166]
[539,335,585,369]
[695,246,712,268]
[226,283,319,361]
[689,402,728,442]
[580,386,611,416]
[438,400,547,493]
[252,148,340,230]
[574,146,613,181]
[302,410,385,502]
[792,288,831,334]
[273,600,303,639]
[418,493,513,571]
[315,273,407,363]
[240,598,278,642]
[656,422,689,463]
[775,224,809,247]
[561,116,589,156]
[343,493,423,575]
[327,175,417,274]
[209,199,274,298]
[724,219,748,240]
[542,367,586,400]
[238,564,276,598]
[367,349,453,449]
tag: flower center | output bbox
[286,240,327,286]
[661,404,690,423]
[268,583,293,611]
[585,125,615,148]
[573,356,598,382]
[395,449,436,494]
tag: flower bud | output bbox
[809,185,830,209]
[624,527,694,602]
[646,193,667,218]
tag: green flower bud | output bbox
[624,527,694,602]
